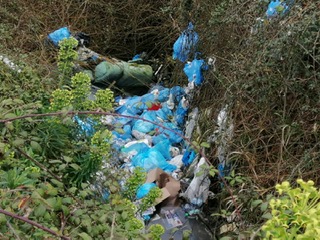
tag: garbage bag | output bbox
[131,148,177,172]
[183,58,208,86]
[153,139,172,160]
[155,105,173,122]
[121,142,150,157]
[94,60,153,93]
[266,0,291,19]
[152,122,183,145]
[115,108,137,125]
[95,61,124,83]
[136,182,157,199]
[169,155,184,169]
[183,158,210,207]
[117,62,153,89]
[132,111,157,133]
[48,27,72,46]
[112,124,132,141]
[174,97,189,127]
[182,149,196,166]
[173,22,199,62]
[158,88,170,102]
[74,32,90,47]
[131,130,153,144]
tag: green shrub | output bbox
[262,179,320,239]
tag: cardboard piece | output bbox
[146,168,181,204]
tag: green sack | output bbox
[94,60,123,83]
[94,60,153,89]
[117,62,153,88]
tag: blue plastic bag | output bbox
[136,183,157,199]
[174,97,189,126]
[121,142,149,156]
[182,150,196,166]
[132,111,157,133]
[173,22,199,62]
[155,105,173,121]
[112,124,132,141]
[153,139,172,160]
[74,116,96,137]
[48,27,72,46]
[266,0,291,19]
[183,58,208,86]
[170,86,185,103]
[158,88,170,102]
[152,122,183,144]
[131,148,177,172]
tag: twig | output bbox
[15,147,62,183]
[0,208,70,240]
[110,213,116,240]
[7,221,21,240]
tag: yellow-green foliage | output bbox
[262,179,320,239]
[50,72,114,111]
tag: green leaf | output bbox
[70,163,81,170]
[145,101,153,108]
[63,156,73,163]
[260,202,269,212]
[196,170,204,177]
[30,141,42,153]
[220,237,233,240]
[68,187,78,194]
[200,142,211,148]
[62,197,73,205]
[0,142,5,153]
[12,138,25,147]
[34,204,46,217]
[78,232,93,240]
[50,179,64,188]
[4,113,17,119]
[262,212,272,219]
[209,168,217,177]
[251,199,263,208]
[121,211,128,220]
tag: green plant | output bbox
[148,224,165,240]
[123,167,147,200]
[140,186,162,213]
[262,179,320,239]
[0,167,37,189]
[57,37,79,85]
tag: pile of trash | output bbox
[48,23,216,239]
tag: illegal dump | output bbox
[0,1,320,239]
